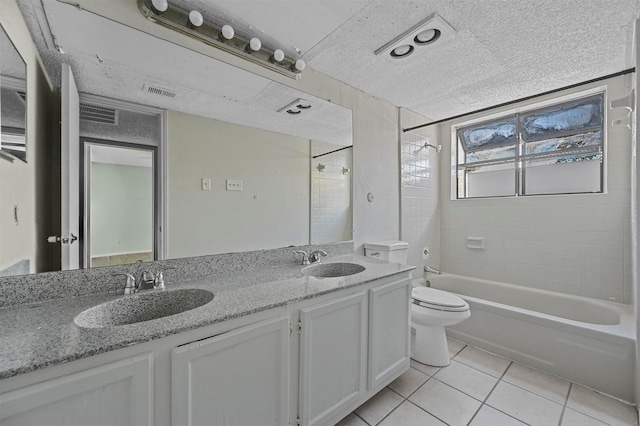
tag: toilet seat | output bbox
[411,287,469,312]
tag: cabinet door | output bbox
[369,278,411,389]
[299,291,368,426]
[0,353,153,426]
[171,316,290,426]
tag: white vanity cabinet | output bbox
[298,291,368,426]
[171,315,290,426]
[0,270,411,426]
[297,274,411,426]
[368,277,411,389]
[0,353,153,426]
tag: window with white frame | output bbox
[454,92,605,199]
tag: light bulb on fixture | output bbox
[270,49,285,63]
[188,10,204,29]
[291,59,305,73]
[414,28,441,45]
[245,37,262,53]
[390,44,414,58]
[138,0,305,79]
[150,0,168,14]
[219,24,234,41]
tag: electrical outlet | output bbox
[201,178,212,191]
[226,179,243,191]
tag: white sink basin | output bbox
[74,288,214,328]
[302,262,366,278]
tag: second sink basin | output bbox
[74,288,214,328]
[302,262,366,278]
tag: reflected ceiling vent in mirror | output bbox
[142,83,177,98]
[137,0,305,80]
[375,13,456,62]
[79,104,118,125]
[278,98,319,116]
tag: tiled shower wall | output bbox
[311,142,353,244]
[400,109,440,276]
[438,74,634,303]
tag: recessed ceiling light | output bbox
[278,98,319,115]
[375,13,456,62]
[414,28,441,45]
[390,44,414,58]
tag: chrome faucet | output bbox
[424,265,441,275]
[113,267,175,295]
[309,249,327,264]
[294,249,327,265]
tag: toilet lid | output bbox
[412,287,467,309]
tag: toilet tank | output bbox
[364,240,409,264]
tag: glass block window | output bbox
[455,93,604,199]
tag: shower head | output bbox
[414,142,442,154]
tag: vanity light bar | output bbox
[137,0,303,80]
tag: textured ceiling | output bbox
[303,0,640,120]
[14,0,640,127]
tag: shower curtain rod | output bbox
[403,68,635,133]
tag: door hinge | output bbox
[297,321,302,334]
[297,416,301,426]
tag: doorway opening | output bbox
[81,139,158,268]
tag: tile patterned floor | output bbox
[337,339,638,426]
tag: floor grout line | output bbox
[345,340,638,426]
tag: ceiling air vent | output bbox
[79,103,118,125]
[142,83,177,98]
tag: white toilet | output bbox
[364,240,471,367]
[410,286,470,366]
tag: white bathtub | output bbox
[426,273,636,403]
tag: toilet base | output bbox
[411,324,450,367]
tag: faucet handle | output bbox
[153,266,175,290]
[112,273,136,295]
[293,250,310,265]
[310,249,327,263]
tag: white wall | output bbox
[166,111,310,258]
[400,109,440,274]
[91,163,153,257]
[438,74,634,303]
[0,1,46,274]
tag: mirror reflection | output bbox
[0,2,353,277]
[0,23,27,162]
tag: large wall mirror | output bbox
[0,0,352,277]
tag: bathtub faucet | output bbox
[424,265,441,274]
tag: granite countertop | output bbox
[0,254,414,380]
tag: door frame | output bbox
[80,138,160,269]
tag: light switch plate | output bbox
[201,178,212,191]
[226,179,243,191]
